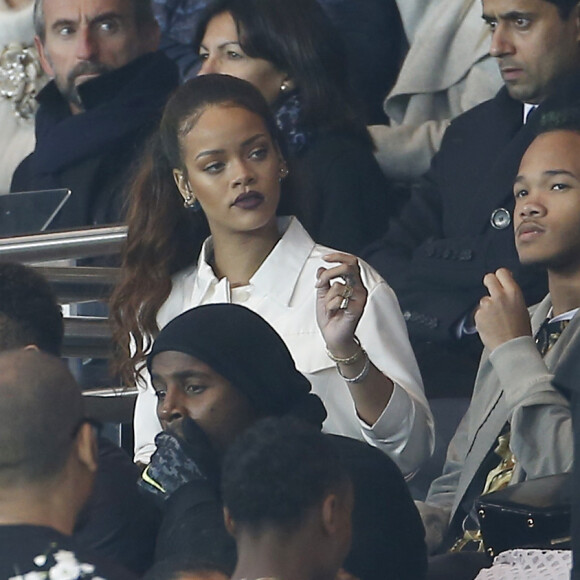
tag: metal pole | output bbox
[0,225,127,263]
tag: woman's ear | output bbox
[279,159,289,181]
[173,169,190,204]
[279,74,296,94]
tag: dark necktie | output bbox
[535,318,570,356]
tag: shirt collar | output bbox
[549,307,579,324]
[523,103,538,124]
[192,216,316,306]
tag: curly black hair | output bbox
[538,106,580,135]
[221,416,349,533]
[0,262,63,356]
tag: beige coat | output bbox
[370,0,503,180]
[419,294,575,553]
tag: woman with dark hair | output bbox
[193,0,395,253]
[110,74,433,479]
[139,303,428,580]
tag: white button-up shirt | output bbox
[134,217,434,477]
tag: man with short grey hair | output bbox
[11,0,178,229]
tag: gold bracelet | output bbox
[325,337,363,365]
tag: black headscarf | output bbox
[147,304,327,428]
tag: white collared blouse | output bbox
[134,217,434,477]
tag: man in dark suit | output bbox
[363,0,580,398]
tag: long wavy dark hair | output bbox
[110,74,282,387]
[194,0,373,148]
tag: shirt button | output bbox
[490,208,511,230]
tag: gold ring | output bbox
[342,285,354,299]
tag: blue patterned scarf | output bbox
[274,92,313,155]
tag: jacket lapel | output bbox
[465,89,532,233]
[451,296,555,518]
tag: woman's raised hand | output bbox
[315,252,367,357]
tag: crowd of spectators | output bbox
[1,0,580,578]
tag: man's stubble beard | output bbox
[50,58,113,111]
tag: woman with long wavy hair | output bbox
[110,74,433,478]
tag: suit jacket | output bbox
[421,294,576,553]
[364,87,550,346]
[370,0,503,180]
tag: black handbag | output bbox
[475,473,572,557]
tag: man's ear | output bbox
[321,492,340,536]
[35,36,54,77]
[75,421,98,475]
[321,486,353,538]
[223,506,237,537]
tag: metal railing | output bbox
[34,266,119,304]
[0,226,135,437]
[63,316,113,358]
[37,265,119,303]
[0,224,127,263]
[83,386,137,427]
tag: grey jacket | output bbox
[420,294,575,552]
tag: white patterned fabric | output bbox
[0,0,44,193]
[475,549,571,580]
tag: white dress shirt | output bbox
[134,217,434,477]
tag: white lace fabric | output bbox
[475,549,571,580]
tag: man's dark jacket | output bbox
[363,86,550,347]
[11,52,179,229]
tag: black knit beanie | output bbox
[147,304,327,429]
